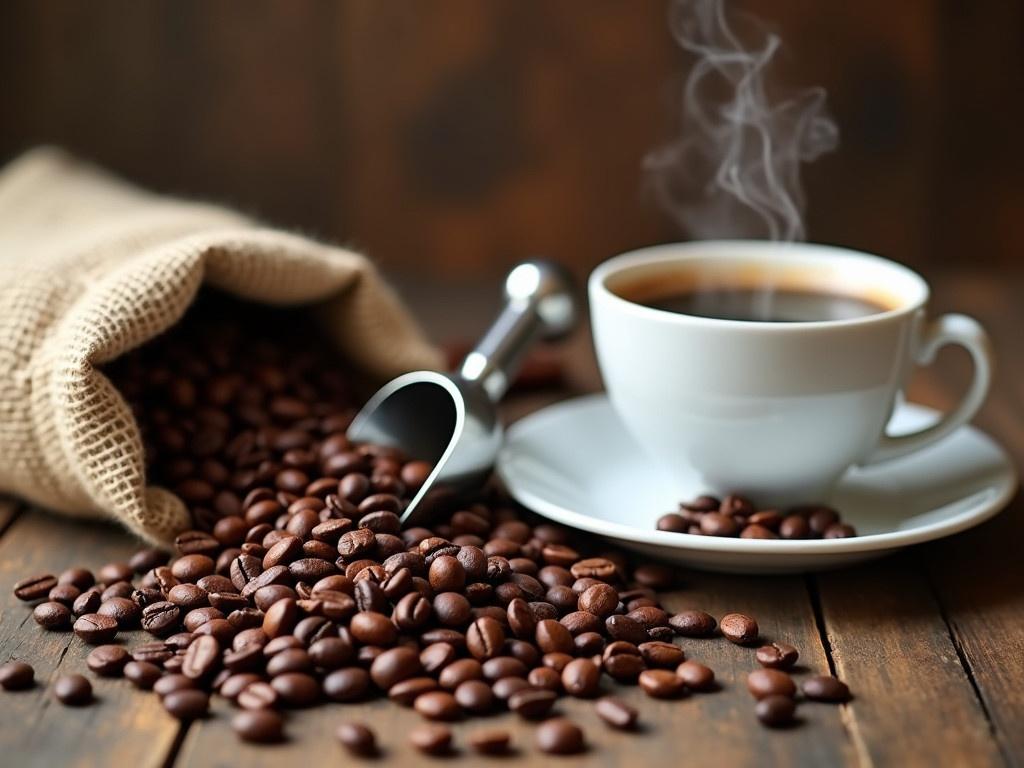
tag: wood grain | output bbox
[0,511,181,768]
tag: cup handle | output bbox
[863,313,993,465]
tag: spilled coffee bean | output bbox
[657,494,857,539]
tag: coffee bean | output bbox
[414,690,460,721]
[779,515,810,539]
[350,611,397,645]
[595,695,638,730]
[578,583,618,618]
[536,619,573,654]
[420,642,456,675]
[409,724,452,755]
[639,669,686,698]
[154,674,196,698]
[59,567,95,590]
[141,601,181,637]
[0,661,34,690]
[54,674,92,705]
[370,646,422,690]
[182,634,220,679]
[562,658,601,697]
[73,613,119,644]
[802,675,851,702]
[454,679,494,714]
[720,613,759,644]
[14,573,58,602]
[824,523,857,539]
[701,513,740,536]
[508,686,557,719]
[638,641,685,668]
[536,717,585,755]
[433,592,472,627]
[262,598,298,638]
[570,558,616,581]
[756,694,798,727]
[747,669,796,699]
[238,681,281,710]
[86,645,130,676]
[33,601,71,630]
[272,672,320,707]
[676,660,715,691]
[336,721,376,755]
[72,589,102,617]
[657,513,688,533]
[466,616,505,661]
[233,709,285,743]
[605,615,648,645]
[438,658,482,689]
[164,689,210,719]
[756,642,799,670]
[98,596,142,628]
[528,666,561,692]
[124,661,162,689]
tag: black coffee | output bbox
[642,288,887,322]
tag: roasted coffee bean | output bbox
[535,717,585,755]
[142,601,181,637]
[233,709,285,743]
[577,583,619,618]
[824,523,857,539]
[570,557,617,581]
[183,635,220,679]
[741,524,778,539]
[720,613,759,645]
[639,669,686,698]
[802,675,851,702]
[33,601,71,630]
[271,672,320,707]
[237,681,280,710]
[466,617,505,661]
[639,641,685,668]
[350,611,397,645]
[58,567,95,590]
[124,661,162,689]
[747,669,797,700]
[528,666,562,692]
[0,661,34,690]
[388,677,439,706]
[700,512,739,536]
[72,589,102,617]
[657,513,688,533]
[468,728,511,755]
[409,724,452,755]
[370,646,422,690]
[669,609,717,637]
[574,631,606,656]
[454,679,494,714]
[756,642,800,670]
[676,660,715,691]
[262,598,298,638]
[536,619,573,654]
[779,515,810,539]
[756,694,798,727]
[562,658,601,697]
[336,721,377,756]
[73,613,119,644]
[508,686,557,720]
[414,690,461,721]
[595,695,638,730]
[47,584,80,607]
[86,645,130,676]
[633,564,674,590]
[14,573,57,602]
[319,666,367,702]
[132,641,174,665]
[420,642,456,675]
[605,615,648,645]
[98,596,142,628]
[164,689,210,720]
[155,674,196,698]
[54,674,92,706]
[491,676,529,701]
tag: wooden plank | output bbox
[177,572,852,767]
[0,510,181,768]
[919,273,1024,762]
[816,552,1005,767]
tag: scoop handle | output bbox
[457,260,576,402]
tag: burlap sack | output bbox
[0,147,443,545]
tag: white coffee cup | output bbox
[589,241,993,505]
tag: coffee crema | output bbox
[632,287,888,323]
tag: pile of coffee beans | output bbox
[4,294,853,754]
[657,494,858,540]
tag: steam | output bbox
[644,0,839,241]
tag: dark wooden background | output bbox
[2,0,1023,283]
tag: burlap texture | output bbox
[0,147,443,545]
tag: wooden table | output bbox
[1,271,1021,767]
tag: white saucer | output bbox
[496,394,1017,574]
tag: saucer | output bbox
[496,394,1017,573]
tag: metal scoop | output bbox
[347,261,576,523]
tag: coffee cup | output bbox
[588,241,993,504]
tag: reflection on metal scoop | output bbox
[347,261,576,524]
